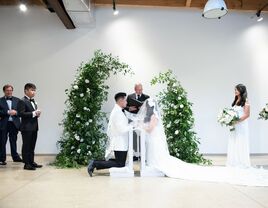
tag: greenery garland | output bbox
[54,50,133,168]
[151,70,211,165]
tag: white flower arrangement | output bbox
[217,108,239,131]
[259,103,268,120]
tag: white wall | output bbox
[0,6,268,154]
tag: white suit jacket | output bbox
[105,104,131,159]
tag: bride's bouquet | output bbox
[217,108,239,131]
[258,103,268,120]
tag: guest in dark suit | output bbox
[126,83,149,160]
[17,83,42,170]
[0,84,22,165]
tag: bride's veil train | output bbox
[135,99,268,187]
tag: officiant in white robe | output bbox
[87,92,132,177]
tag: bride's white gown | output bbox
[226,105,250,168]
[143,101,268,186]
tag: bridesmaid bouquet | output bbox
[259,104,268,120]
[217,108,239,131]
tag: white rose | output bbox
[180,104,184,108]
[175,130,179,135]
[80,93,84,97]
[75,135,80,141]
[77,149,81,154]
[73,85,78,90]
[85,79,89,83]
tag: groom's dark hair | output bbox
[114,92,127,102]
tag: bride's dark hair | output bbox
[144,102,154,123]
[232,84,247,107]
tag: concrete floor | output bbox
[0,155,268,208]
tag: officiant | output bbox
[126,83,150,114]
[126,83,149,160]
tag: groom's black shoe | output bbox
[87,160,95,177]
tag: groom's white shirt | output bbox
[105,104,132,159]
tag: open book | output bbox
[128,98,144,107]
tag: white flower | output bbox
[175,130,179,135]
[178,97,182,100]
[180,104,184,108]
[80,93,84,97]
[73,85,78,90]
[71,146,75,149]
[80,139,84,142]
[85,79,90,84]
[76,114,80,118]
[77,149,81,154]
[89,119,93,123]
[75,135,80,141]
[166,123,171,128]
[85,122,89,126]
[87,88,90,93]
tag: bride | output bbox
[135,98,268,186]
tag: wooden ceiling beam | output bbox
[45,0,75,29]
[186,0,192,7]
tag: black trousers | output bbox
[0,121,20,162]
[93,151,128,170]
[21,131,38,165]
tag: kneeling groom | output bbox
[88,92,132,177]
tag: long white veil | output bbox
[136,98,170,155]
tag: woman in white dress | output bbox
[227,84,250,168]
[136,99,268,186]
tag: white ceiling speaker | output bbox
[202,0,228,19]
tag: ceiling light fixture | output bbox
[113,0,119,16]
[19,0,27,12]
[256,3,268,22]
[202,0,228,19]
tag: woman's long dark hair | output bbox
[144,102,154,123]
[232,84,247,107]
